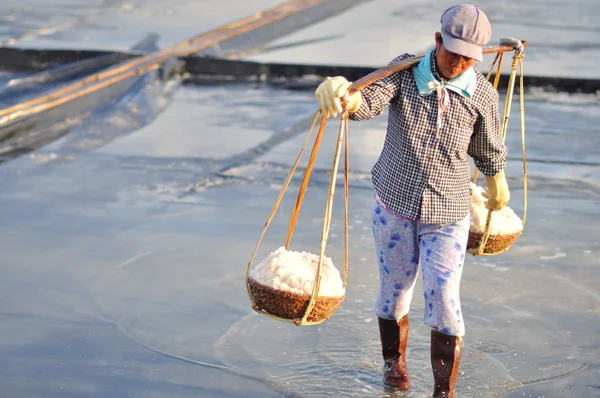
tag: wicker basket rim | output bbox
[469,230,523,238]
[248,277,345,302]
[467,228,522,256]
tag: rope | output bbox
[285,115,327,247]
[300,113,348,325]
[472,38,527,256]
[245,109,349,327]
[343,116,350,289]
[519,56,528,229]
[245,112,321,305]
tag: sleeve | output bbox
[349,54,414,121]
[467,88,508,176]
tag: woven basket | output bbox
[467,229,522,255]
[248,277,345,323]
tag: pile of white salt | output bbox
[470,183,523,235]
[249,247,345,298]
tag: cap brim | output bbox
[441,31,483,62]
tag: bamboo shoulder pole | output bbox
[348,41,527,95]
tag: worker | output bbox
[314,4,510,397]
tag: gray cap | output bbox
[440,4,491,62]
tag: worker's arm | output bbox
[467,89,510,210]
[315,54,414,120]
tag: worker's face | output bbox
[434,32,477,80]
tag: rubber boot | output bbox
[378,316,410,390]
[431,329,463,398]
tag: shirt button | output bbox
[423,202,428,206]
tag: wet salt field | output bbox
[0,1,599,397]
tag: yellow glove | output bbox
[483,170,511,211]
[314,76,362,118]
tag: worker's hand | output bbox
[483,170,510,211]
[315,76,362,118]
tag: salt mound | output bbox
[470,183,523,235]
[249,247,345,298]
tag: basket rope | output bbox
[300,113,349,325]
[469,40,528,256]
[285,115,327,248]
[245,110,350,326]
[245,112,321,309]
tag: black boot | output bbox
[378,316,410,390]
[431,329,463,398]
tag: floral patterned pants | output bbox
[371,193,469,337]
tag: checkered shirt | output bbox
[350,52,507,224]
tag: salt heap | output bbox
[470,183,523,235]
[249,247,345,298]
